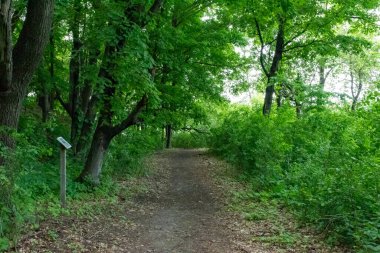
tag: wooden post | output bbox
[56,137,71,209]
[60,146,67,208]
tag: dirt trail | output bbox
[16,149,342,253]
[122,149,236,253]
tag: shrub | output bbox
[209,104,380,251]
[171,131,208,148]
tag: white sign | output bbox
[57,137,72,149]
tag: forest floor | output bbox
[12,149,346,253]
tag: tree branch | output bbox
[283,39,320,52]
[191,61,243,68]
[172,0,213,27]
[110,94,148,138]
[55,92,72,116]
[284,24,310,47]
[325,67,334,79]
[254,18,269,77]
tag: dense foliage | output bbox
[0,104,162,250]
[210,101,380,251]
[0,0,379,251]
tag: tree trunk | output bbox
[295,100,302,117]
[74,50,100,154]
[0,0,12,94]
[77,126,111,184]
[76,0,162,183]
[37,65,51,122]
[75,97,97,153]
[40,92,50,122]
[69,0,82,152]
[165,124,172,148]
[0,0,54,148]
[262,17,285,116]
[317,64,326,107]
[351,70,363,111]
[276,84,283,108]
[263,83,275,115]
[0,93,20,147]
[77,95,148,183]
[37,30,55,122]
[319,64,326,89]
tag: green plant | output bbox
[171,131,208,149]
[210,103,380,250]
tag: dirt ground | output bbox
[12,149,345,253]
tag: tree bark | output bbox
[165,124,172,148]
[76,0,163,183]
[261,17,285,115]
[295,100,302,117]
[77,95,148,183]
[69,49,100,154]
[0,0,12,94]
[37,31,56,123]
[317,64,325,106]
[263,84,276,115]
[0,0,54,148]
[75,96,97,153]
[351,69,363,111]
[77,126,111,184]
[69,0,82,152]
[36,65,51,122]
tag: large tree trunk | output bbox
[77,95,148,183]
[78,126,111,184]
[0,0,12,94]
[0,0,54,148]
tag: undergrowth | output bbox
[209,103,380,252]
[0,113,161,251]
[171,131,208,148]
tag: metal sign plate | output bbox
[57,137,72,149]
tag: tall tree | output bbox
[226,0,379,115]
[77,0,163,183]
[0,0,54,148]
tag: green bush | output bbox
[0,115,162,250]
[105,127,162,177]
[171,131,208,148]
[209,104,380,251]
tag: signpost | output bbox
[56,137,71,208]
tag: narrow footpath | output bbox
[122,149,236,252]
[16,149,342,253]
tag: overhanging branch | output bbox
[110,94,148,138]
